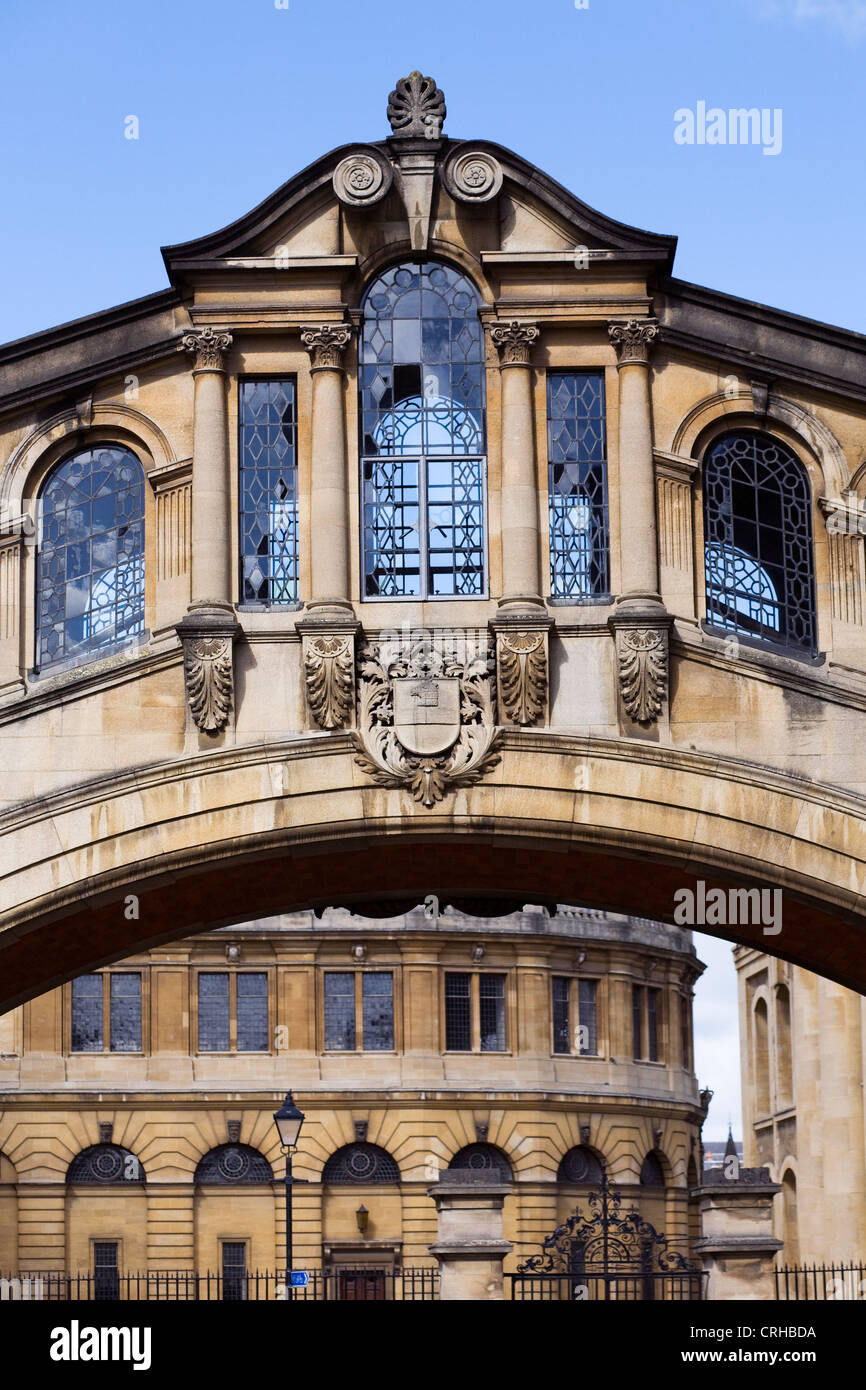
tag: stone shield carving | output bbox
[497,629,548,725]
[615,627,667,725]
[333,149,393,207]
[353,642,500,807]
[442,149,503,204]
[303,633,355,730]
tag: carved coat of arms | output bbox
[352,642,500,807]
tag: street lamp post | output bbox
[273,1091,305,1300]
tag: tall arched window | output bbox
[36,445,145,670]
[360,261,485,598]
[776,984,793,1109]
[703,430,816,656]
[754,997,771,1116]
[639,1151,666,1187]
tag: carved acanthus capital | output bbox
[612,624,668,725]
[489,321,540,367]
[495,627,549,726]
[303,631,356,730]
[301,324,353,371]
[387,70,446,141]
[608,318,659,366]
[176,605,239,734]
[178,326,233,371]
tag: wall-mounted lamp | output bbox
[355,1204,369,1234]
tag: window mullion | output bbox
[419,455,430,600]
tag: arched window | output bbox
[321,1142,400,1184]
[447,1143,512,1180]
[67,1143,145,1184]
[776,984,793,1109]
[360,261,485,598]
[194,1143,273,1184]
[36,445,146,670]
[753,997,771,1116]
[639,1151,665,1187]
[703,430,816,656]
[781,1168,799,1262]
[557,1145,604,1185]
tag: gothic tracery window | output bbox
[360,261,486,598]
[702,430,816,656]
[36,445,146,670]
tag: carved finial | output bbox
[608,318,659,366]
[387,71,446,140]
[178,326,233,371]
[490,321,540,366]
[301,324,353,371]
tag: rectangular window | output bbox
[236,973,268,1052]
[363,456,485,599]
[445,973,472,1051]
[221,1241,247,1302]
[547,372,609,599]
[324,973,356,1051]
[71,974,103,1052]
[479,974,506,1052]
[578,979,598,1055]
[198,973,230,1052]
[239,379,298,605]
[93,1241,119,1301]
[647,987,659,1062]
[632,985,643,1060]
[680,993,691,1070]
[109,973,141,1052]
[362,973,394,1051]
[552,976,570,1054]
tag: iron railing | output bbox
[507,1271,707,1301]
[0,1267,439,1302]
[775,1263,866,1301]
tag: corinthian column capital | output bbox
[178,326,233,372]
[301,324,353,371]
[608,318,659,367]
[489,320,540,367]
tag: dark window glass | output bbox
[198,973,230,1052]
[237,973,268,1052]
[552,977,570,1054]
[445,973,471,1051]
[93,1241,119,1301]
[578,979,598,1055]
[479,974,506,1052]
[362,973,394,1051]
[640,1151,666,1187]
[109,973,141,1052]
[71,974,103,1052]
[324,973,356,1051]
[703,430,816,656]
[547,372,609,598]
[647,987,659,1062]
[37,446,145,670]
[632,985,643,1060]
[222,1241,247,1301]
[239,379,298,605]
[360,262,485,599]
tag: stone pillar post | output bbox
[175,327,240,736]
[607,319,672,730]
[693,1168,782,1300]
[428,1170,513,1301]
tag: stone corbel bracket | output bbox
[175,603,240,735]
[298,616,361,731]
[609,606,674,728]
[490,613,552,727]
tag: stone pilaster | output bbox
[428,1170,513,1301]
[693,1169,782,1300]
[300,325,354,619]
[0,527,24,699]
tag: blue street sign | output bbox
[290,1270,309,1287]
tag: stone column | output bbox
[175,327,240,737]
[607,319,672,730]
[428,1170,513,1301]
[297,325,359,732]
[693,1168,782,1300]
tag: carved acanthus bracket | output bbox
[493,624,550,726]
[608,318,659,367]
[302,629,357,730]
[489,321,540,366]
[300,324,353,371]
[352,637,500,807]
[178,326,233,372]
[176,604,240,734]
[611,621,670,726]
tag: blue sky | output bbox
[2,0,856,1133]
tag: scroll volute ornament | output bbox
[178,326,233,371]
[300,325,352,370]
[608,318,659,366]
[490,321,540,366]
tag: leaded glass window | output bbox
[71,974,103,1052]
[647,986,659,1062]
[68,1145,144,1184]
[479,974,506,1052]
[195,1144,273,1184]
[236,973,268,1052]
[221,1242,247,1301]
[198,973,230,1052]
[445,972,471,1051]
[547,372,609,598]
[579,978,598,1055]
[360,261,486,598]
[557,1146,604,1184]
[321,1143,400,1184]
[362,972,394,1051]
[448,1144,512,1180]
[109,973,141,1052]
[552,976,570,1054]
[324,972,356,1051]
[239,379,298,605]
[36,446,145,670]
[703,430,816,656]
